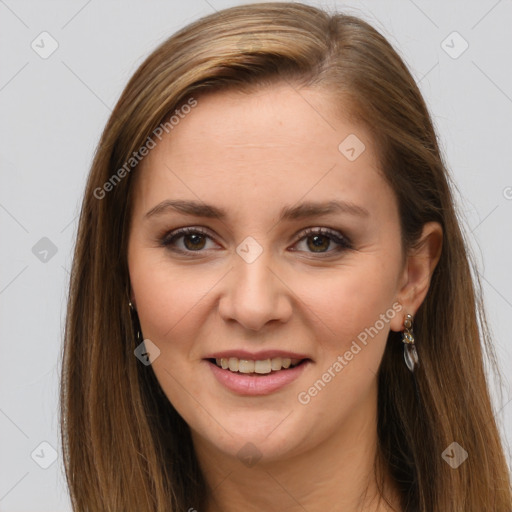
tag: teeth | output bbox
[214,356,302,374]
[271,357,282,370]
[239,359,255,373]
[254,359,271,374]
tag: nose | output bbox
[218,249,293,332]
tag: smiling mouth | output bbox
[207,357,308,375]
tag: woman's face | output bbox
[128,83,408,464]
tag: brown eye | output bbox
[292,227,352,255]
[161,227,216,253]
[182,233,207,251]
[306,234,331,252]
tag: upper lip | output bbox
[204,350,311,361]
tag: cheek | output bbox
[129,247,221,344]
[290,268,397,423]
[294,261,399,351]
[128,253,218,409]
[130,247,400,364]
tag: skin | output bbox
[127,83,442,511]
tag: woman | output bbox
[60,2,512,511]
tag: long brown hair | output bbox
[60,3,512,510]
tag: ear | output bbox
[390,221,443,332]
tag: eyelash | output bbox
[158,226,353,256]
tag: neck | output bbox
[192,388,401,512]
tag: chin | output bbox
[188,404,317,467]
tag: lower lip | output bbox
[206,359,310,396]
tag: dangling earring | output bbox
[402,313,419,372]
[128,301,142,344]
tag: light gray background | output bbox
[1,0,511,510]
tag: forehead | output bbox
[133,84,394,221]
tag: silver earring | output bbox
[402,313,419,372]
[128,301,142,343]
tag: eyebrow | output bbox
[144,199,369,221]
